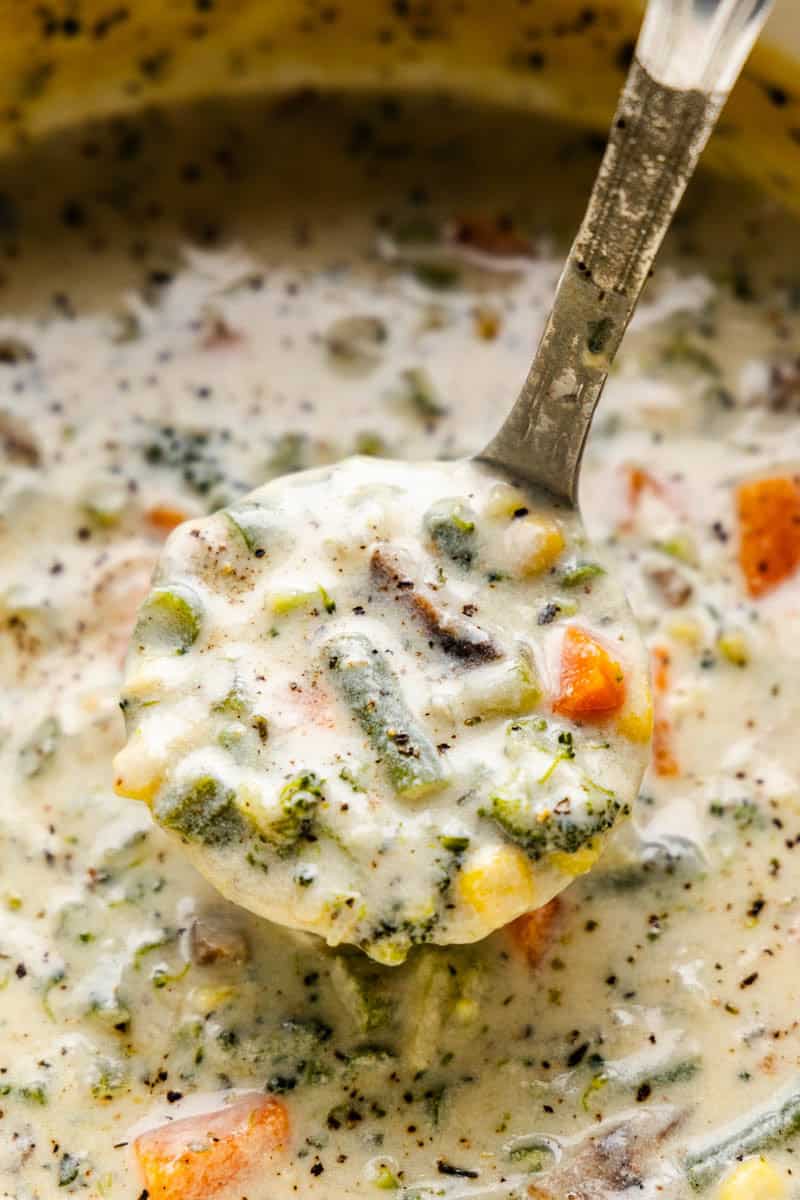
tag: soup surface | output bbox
[2,93,800,1199]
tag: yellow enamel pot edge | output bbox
[0,0,798,209]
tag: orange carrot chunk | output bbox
[737,475,800,598]
[553,626,626,720]
[134,1094,289,1200]
[651,645,679,777]
[146,505,190,535]
[507,897,561,968]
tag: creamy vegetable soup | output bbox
[4,91,800,1199]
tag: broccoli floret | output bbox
[156,776,245,846]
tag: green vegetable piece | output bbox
[155,776,245,846]
[325,315,387,369]
[89,1055,128,1100]
[212,682,248,717]
[134,584,202,655]
[400,366,447,421]
[373,1164,400,1189]
[224,502,275,556]
[685,1077,800,1190]
[560,561,606,588]
[58,1152,80,1186]
[425,498,477,568]
[325,634,447,800]
[439,835,470,853]
[266,772,324,848]
[266,431,308,478]
[353,430,389,457]
[18,1082,48,1105]
[19,715,61,778]
[484,782,625,860]
[508,1138,557,1173]
[329,955,394,1034]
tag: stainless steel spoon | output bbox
[482,0,773,502]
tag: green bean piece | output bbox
[685,1078,800,1190]
[155,776,245,846]
[559,561,606,588]
[325,634,447,800]
[134,583,202,655]
[424,498,478,568]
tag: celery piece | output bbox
[325,634,447,800]
[134,584,202,655]
[685,1077,800,1190]
[155,776,244,846]
[224,502,275,556]
[424,498,477,568]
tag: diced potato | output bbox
[717,1156,786,1200]
[458,844,535,927]
[504,516,565,577]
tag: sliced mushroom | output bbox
[189,914,250,966]
[371,543,500,664]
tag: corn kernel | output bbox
[504,517,565,577]
[485,482,530,518]
[550,840,602,877]
[458,845,535,926]
[717,1157,786,1200]
[616,697,654,743]
[717,630,750,667]
[112,738,162,804]
[189,985,235,1014]
[666,617,702,647]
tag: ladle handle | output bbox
[480,0,773,504]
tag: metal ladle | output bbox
[482,0,773,501]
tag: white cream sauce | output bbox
[1,93,800,1199]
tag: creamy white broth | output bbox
[2,93,800,1198]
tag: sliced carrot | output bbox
[134,1093,289,1200]
[146,505,190,535]
[553,626,626,720]
[507,897,561,968]
[736,475,800,598]
[651,645,679,777]
[620,464,671,533]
